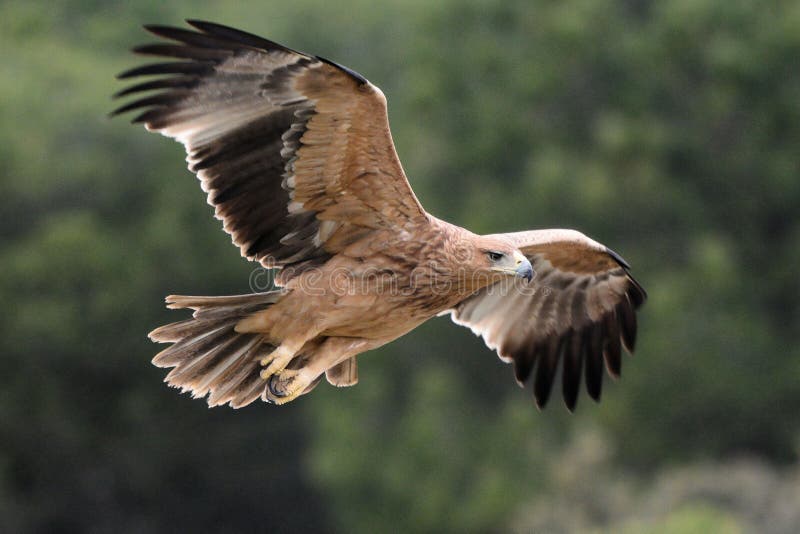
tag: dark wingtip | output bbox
[627,276,648,307]
[131,43,171,55]
[143,23,166,34]
[606,247,631,269]
[109,101,137,118]
[563,377,579,412]
[533,394,549,411]
[316,55,368,85]
[185,19,299,55]
[533,338,562,410]
[510,344,536,388]
[561,330,584,412]
[185,18,218,29]
[112,77,198,99]
[606,247,648,307]
[587,384,603,403]
[143,23,205,42]
[617,297,638,353]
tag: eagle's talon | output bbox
[267,374,289,398]
[263,370,308,404]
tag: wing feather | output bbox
[450,229,646,411]
[113,21,427,282]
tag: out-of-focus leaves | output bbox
[511,428,800,533]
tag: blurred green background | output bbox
[2,0,799,532]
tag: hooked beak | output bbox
[513,250,534,282]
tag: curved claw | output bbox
[267,374,290,398]
[263,370,310,405]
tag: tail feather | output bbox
[152,323,235,366]
[149,291,282,408]
[228,368,269,408]
[163,332,241,387]
[188,336,261,397]
[207,353,262,407]
[149,317,233,343]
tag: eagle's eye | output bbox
[486,251,504,262]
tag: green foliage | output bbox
[1,0,798,531]
[624,507,743,534]
[511,428,800,533]
[616,504,743,534]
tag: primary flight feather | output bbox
[113,20,646,411]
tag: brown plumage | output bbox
[114,20,647,410]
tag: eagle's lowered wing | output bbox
[449,229,646,411]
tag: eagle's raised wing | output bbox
[113,20,427,282]
[449,229,646,411]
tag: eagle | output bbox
[113,20,646,411]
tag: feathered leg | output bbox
[325,357,358,387]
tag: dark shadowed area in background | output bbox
[1,1,798,532]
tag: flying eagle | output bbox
[113,20,646,411]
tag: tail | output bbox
[149,291,283,408]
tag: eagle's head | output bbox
[463,235,534,289]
